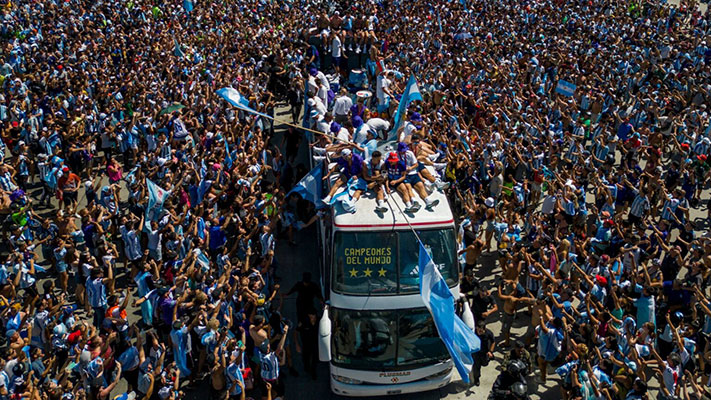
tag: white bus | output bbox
[316,182,460,397]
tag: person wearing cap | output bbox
[383,151,418,212]
[321,147,365,204]
[306,90,327,119]
[330,121,350,144]
[398,111,424,143]
[57,166,81,211]
[309,109,329,135]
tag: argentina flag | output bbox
[216,87,272,120]
[389,74,423,139]
[146,179,170,222]
[224,139,233,169]
[419,243,480,383]
[287,164,323,205]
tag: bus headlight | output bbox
[332,374,363,385]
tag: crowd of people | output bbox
[0,0,711,399]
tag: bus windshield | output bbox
[332,229,457,295]
[331,308,448,370]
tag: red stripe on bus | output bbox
[334,220,454,228]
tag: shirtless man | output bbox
[524,296,553,346]
[249,315,269,353]
[210,342,228,400]
[458,234,483,274]
[498,280,535,347]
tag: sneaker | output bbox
[322,195,332,203]
[425,199,440,210]
[435,180,450,190]
[375,205,388,213]
[409,201,421,212]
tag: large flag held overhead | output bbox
[389,74,423,139]
[146,179,170,222]
[216,87,272,119]
[419,243,480,383]
[287,164,323,205]
[182,0,194,12]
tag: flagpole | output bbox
[223,102,343,143]
[385,191,424,245]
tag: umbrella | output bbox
[159,103,185,116]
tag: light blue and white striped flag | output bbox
[224,139,233,169]
[216,87,272,120]
[287,164,323,205]
[146,179,170,222]
[389,74,423,138]
[419,243,480,383]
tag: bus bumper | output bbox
[330,368,453,397]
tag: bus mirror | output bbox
[461,297,475,330]
[319,305,332,362]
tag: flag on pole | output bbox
[224,139,233,169]
[174,40,185,58]
[146,179,170,222]
[419,243,480,383]
[182,0,194,12]
[216,87,272,119]
[376,59,386,76]
[287,164,323,205]
[388,75,423,139]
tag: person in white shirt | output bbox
[331,122,350,144]
[398,112,423,143]
[365,115,390,140]
[376,71,393,115]
[312,111,330,135]
[306,92,327,116]
[352,116,368,145]
[332,89,352,124]
[331,31,344,74]
[317,78,329,108]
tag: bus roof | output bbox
[331,187,454,230]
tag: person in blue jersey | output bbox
[383,150,419,212]
[85,260,113,328]
[258,325,288,400]
[321,148,366,205]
